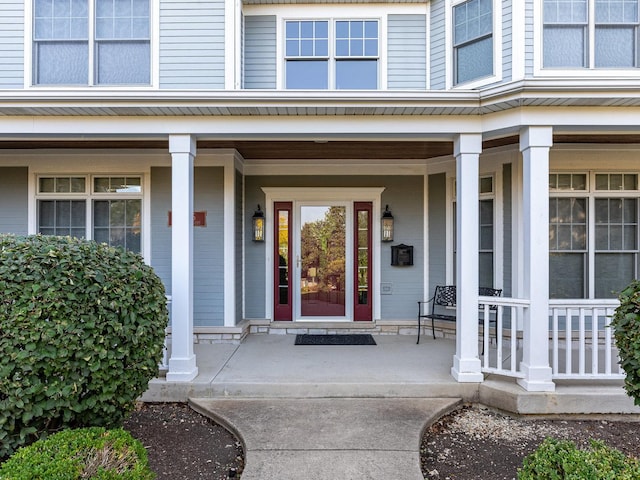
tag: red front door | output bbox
[273,201,372,321]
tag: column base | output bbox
[451,355,484,383]
[517,363,555,392]
[166,354,199,382]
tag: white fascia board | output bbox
[0,114,483,137]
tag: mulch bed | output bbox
[123,403,244,479]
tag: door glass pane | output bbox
[278,210,290,306]
[357,210,369,305]
[300,206,346,317]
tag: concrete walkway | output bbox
[190,397,461,480]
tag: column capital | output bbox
[453,133,483,157]
[169,134,197,156]
[519,126,553,151]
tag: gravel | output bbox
[421,404,640,480]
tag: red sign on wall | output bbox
[167,211,207,227]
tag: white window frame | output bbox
[447,0,502,89]
[549,171,640,299]
[283,17,380,90]
[24,0,159,89]
[448,173,502,288]
[535,0,640,76]
[243,3,429,91]
[34,173,147,256]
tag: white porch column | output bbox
[167,134,198,382]
[518,126,555,392]
[451,133,483,383]
[223,157,236,327]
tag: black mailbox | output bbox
[391,244,413,266]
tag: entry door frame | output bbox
[263,187,385,322]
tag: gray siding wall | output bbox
[150,168,172,295]
[243,15,277,89]
[430,0,446,90]
[502,0,512,82]
[150,167,225,327]
[0,1,24,88]
[502,163,512,296]
[0,167,28,234]
[428,173,447,291]
[159,0,225,89]
[387,15,427,90]
[244,176,424,321]
[525,0,534,76]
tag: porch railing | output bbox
[479,297,625,381]
[549,299,624,380]
[480,296,529,379]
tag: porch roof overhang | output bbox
[1,79,640,118]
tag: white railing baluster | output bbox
[548,300,623,380]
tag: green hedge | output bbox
[518,437,640,480]
[0,235,168,459]
[611,279,640,406]
[0,427,154,479]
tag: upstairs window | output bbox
[453,0,493,84]
[285,19,379,89]
[543,0,640,68]
[33,0,151,86]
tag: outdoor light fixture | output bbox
[382,205,394,242]
[252,205,265,242]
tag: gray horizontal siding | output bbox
[243,15,277,89]
[525,0,534,76]
[430,0,446,90]
[0,1,24,88]
[151,167,225,327]
[502,0,513,82]
[388,15,427,90]
[0,167,28,234]
[159,0,225,89]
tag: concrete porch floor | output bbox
[141,334,640,416]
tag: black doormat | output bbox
[295,334,377,346]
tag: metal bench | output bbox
[417,285,502,345]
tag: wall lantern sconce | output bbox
[252,205,265,242]
[382,205,394,242]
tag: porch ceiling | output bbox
[1,135,639,160]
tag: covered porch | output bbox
[144,333,640,415]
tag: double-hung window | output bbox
[37,175,143,253]
[549,173,639,299]
[453,0,493,85]
[452,175,496,287]
[285,19,379,89]
[543,0,640,68]
[33,0,151,85]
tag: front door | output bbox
[298,204,349,319]
[272,200,373,321]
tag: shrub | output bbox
[518,437,640,480]
[611,279,640,406]
[0,234,168,459]
[0,427,155,479]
